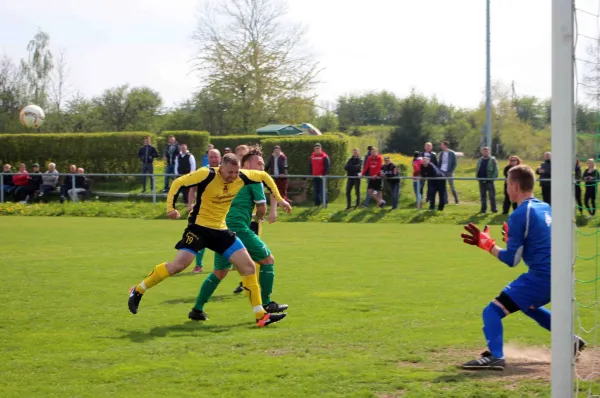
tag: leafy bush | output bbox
[0,132,151,173]
[157,130,210,154]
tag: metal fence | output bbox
[0,172,556,208]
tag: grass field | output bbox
[2,217,599,397]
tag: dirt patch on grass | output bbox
[432,343,600,382]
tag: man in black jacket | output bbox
[174,144,196,205]
[536,152,551,205]
[344,148,363,209]
[420,155,446,211]
[163,135,179,193]
[138,136,159,193]
[420,142,438,199]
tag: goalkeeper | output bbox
[189,146,288,321]
[460,164,586,370]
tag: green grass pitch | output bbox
[1,217,598,397]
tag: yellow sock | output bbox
[242,274,266,319]
[135,262,170,294]
[243,264,261,298]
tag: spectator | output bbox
[138,136,159,193]
[536,151,552,205]
[163,135,179,193]
[223,147,232,155]
[68,168,90,201]
[420,156,445,211]
[420,142,438,200]
[575,159,583,215]
[59,165,77,204]
[174,144,196,205]
[202,144,214,167]
[476,146,499,214]
[308,143,330,207]
[502,156,521,215]
[17,163,42,203]
[381,155,400,210]
[12,163,30,203]
[2,164,15,199]
[235,145,250,160]
[438,141,459,205]
[362,147,385,208]
[363,145,373,206]
[265,145,289,201]
[583,159,598,217]
[344,148,362,210]
[412,151,423,209]
[39,162,60,202]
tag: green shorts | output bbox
[214,226,271,270]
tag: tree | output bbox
[45,49,73,132]
[20,29,54,108]
[193,0,321,133]
[94,85,163,132]
[0,56,29,133]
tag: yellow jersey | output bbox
[166,167,283,230]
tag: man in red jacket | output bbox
[362,147,385,208]
[308,143,330,206]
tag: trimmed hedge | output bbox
[158,130,210,154]
[0,132,151,173]
[208,135,265,152]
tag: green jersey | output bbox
[226,183,266,230]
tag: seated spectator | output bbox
[12,163,30,203]
[60,164,77,204]
[39,162,60,202]
[2,164,15,199]
[16,163,42,203]
[67,168,90,201]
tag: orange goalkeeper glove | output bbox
[461,223,496,252]
[501,222,509,243]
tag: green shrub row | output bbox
[0,132,349,200]
[0,131,210,174]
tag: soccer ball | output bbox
[19,104,45,128]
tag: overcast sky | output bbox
[0,0,597,109]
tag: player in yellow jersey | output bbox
[127,153,292,327]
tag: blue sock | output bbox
[525,306,551,331]
[482,302,506,359]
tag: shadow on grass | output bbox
[114,321,252,343]
[432,360,548,382]
[162,294,236,305]
[408,210,437,223]
[365,209,390,223]
[454,213,493,225]
[286,207,321,222]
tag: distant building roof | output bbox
[256,124,304,135]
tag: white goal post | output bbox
[551,0,576,397]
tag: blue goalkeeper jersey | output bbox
[498,198,551,278]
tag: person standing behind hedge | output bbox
[583,159,599,217]
[138,136,159,193]
[163,135,179,193]
[308,143,330,207]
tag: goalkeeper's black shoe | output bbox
[575,336,587,356]
[233,282,244,294]
[128,286,143,314]
[263,301,289,313]
[462,351,505,371]
[256,312,287,327]
[188,308,208,321]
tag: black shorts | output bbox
[367,178,383,191]
[250,221,260,235]
[175,224,239,256]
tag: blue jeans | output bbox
[413,180,422,209]
[312,177,324,206]
[164,164,175,191]
[389,182,400,209]
[141,163,154,191]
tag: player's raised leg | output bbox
[128,249,196,314]
[227,243,286,327]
